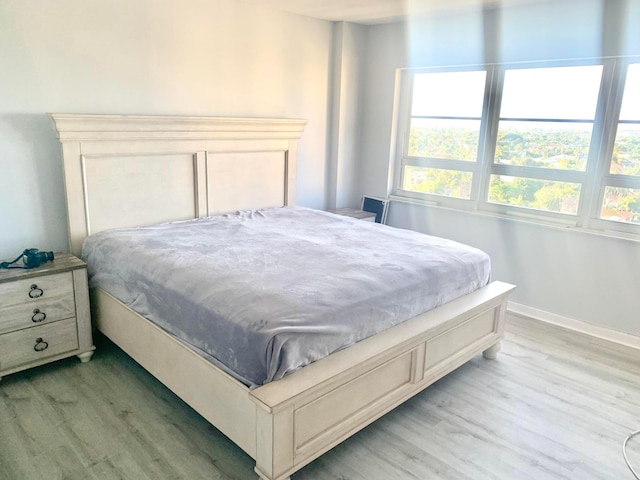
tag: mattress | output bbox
[82,206,491,387]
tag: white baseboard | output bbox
[507,301,640,351]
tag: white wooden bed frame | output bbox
[51,113,515,480]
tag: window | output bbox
[488,65,602,216]
[394,58,640,236]
[400,70,487,201]
[599,63,640,228]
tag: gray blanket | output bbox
[82,207,490,387]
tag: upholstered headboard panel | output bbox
[50,114,307,256]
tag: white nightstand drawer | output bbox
[0,272,74,309]
[0,296,76,335]
[0,318,79,371]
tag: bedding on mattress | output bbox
[82,206,491,387]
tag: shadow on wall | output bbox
[1,113,69,257]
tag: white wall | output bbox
[358,0,640,336]
[0,0,332,259]
[389,203,640,336]
[327,21,368,210]
[2,0,637,336]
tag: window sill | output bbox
[388,194,640,244]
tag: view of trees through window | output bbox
[488,176,581,215]
[403,165,472,199]
[408,120,479,161]
[602,186,640,223]
[495,123,591,171]
[489,122,589,215]
[401,62,640,228]
[406,125,586,214]
[603,122,640,223]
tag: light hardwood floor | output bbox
[1,313,639,480]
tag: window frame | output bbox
[482,61,605,223]
[394,65,494,210]
[393,56,640,236]
[589,60,640,234]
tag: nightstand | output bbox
[329,208,376,222]
[0,253,95,380]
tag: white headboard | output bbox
[51,114,307,256]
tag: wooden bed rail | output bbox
[250,281,515,480]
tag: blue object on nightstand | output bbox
[361,196,388,224]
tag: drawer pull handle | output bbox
[34,338,49,352]
[29,284,44,299]
[32,309,47,323]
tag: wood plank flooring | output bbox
[1,313,639,480]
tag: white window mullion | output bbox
[490,164,587,184]
[394,71,414,194]
[582,58,625,229]
[602,174,640,189]
[404,157,477,172]
[476,65,503,211]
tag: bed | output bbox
[51,113,515,480]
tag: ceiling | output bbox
[241,0,538,25]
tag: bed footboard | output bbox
[250,281,514,480]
